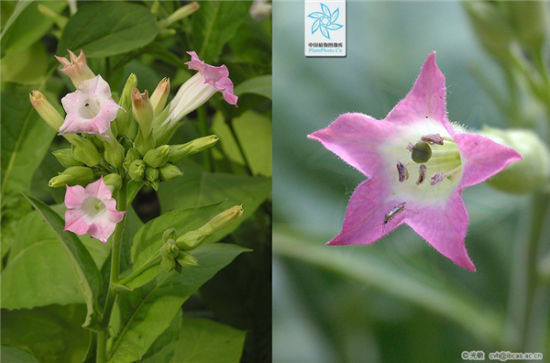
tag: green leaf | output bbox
[2,205,109,310]
[157,160,271,225]
[189,2,248,62]
[211,112,245,165]
[107,243,248,363]
[141,311,182,363]
[1,346,40,363]
[173,316,245,363]
[1,305,90,363]
[1,82,56,200]
[23,195,103,330]
[1,42,48,84]
[58,2,158,58]
[1,1,66,59]
[232,111,272,176]
[234,75,272,99]
[273,228,504,344]
[129,203,237,288]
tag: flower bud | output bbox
[52,148,83,168]
[135,130,155,156]
[160,240,180,259]
[128,159,146,181]
[54,49,95,88]
[157,2,200,28]
[103,173,122,192]
[150,78,170,116]
[160,258,177,272]
[463,2,513,63]
[480,127,550,194]
[162,228,177,243]
[159,164,183,181]
[505,1,547,57]
[48,166,94,188]
[29,90,64,130]
[145,167,159,184]
[65,134,101,167]
[176,251,199,268]
[144,145,170,168]
[116,73,137,136]
[176,205,244,250]
[132,88,154,138]
[249,0,272,22]
[123,148,141,172]
[168,135,219,163]
[102,137,125,168]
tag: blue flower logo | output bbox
[308,3,343,40]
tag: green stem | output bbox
[506,192,550,351]
[96,183,127,362]
[118,254,162,286]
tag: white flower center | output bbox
[79,98,101,119]
[379,118,463,206]
[83,197,106,218]
[321,17,329,25]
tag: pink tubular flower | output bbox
[165,51,237,129]
[64,177,125,243]
[59,75,121,135]
[308,52,522,271]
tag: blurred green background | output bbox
[273,1,549,362]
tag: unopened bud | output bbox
[176,251,199,268]
[52,148,83,168]
[116,73,137,135]
[145,167,159,184]
[103,173,122,192]
[505,1,547,56]
[128,160,146,181]
[132,88,154,138]
[144,145,170,168]
[123,148,140,172]
[54,49,95,87]
[66,134,101,166]
[159,164,183,181]
[48,166,94,188]
[162,228,177,243]
[160,258,177,272]
[480,127,550,194]
[29,91,64,130]
[158,2,200,28]
[168,135,219,163]
[176,205,244,250]
[150,77,170,116]
[103,137,124,168]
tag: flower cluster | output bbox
[31,49,238,243]
[309,53,522,271]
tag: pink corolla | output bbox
[59,75,121,135]
[64,177,125,243]
[165,51,237,129]
[308,52,521,271]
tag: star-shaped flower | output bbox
[308,52,522,271]
[64,177,125,243]
[59,75,121,135]
[308,3,343,40]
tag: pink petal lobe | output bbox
[455,133,522,190]
[64,208,89,235]
[64,184,87,208]
[405,193,476,271]
[307,112,391,177]
[385,52,453,135]
[328,178,402,246]
[87,217,116,243]
[85,177,112,200]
